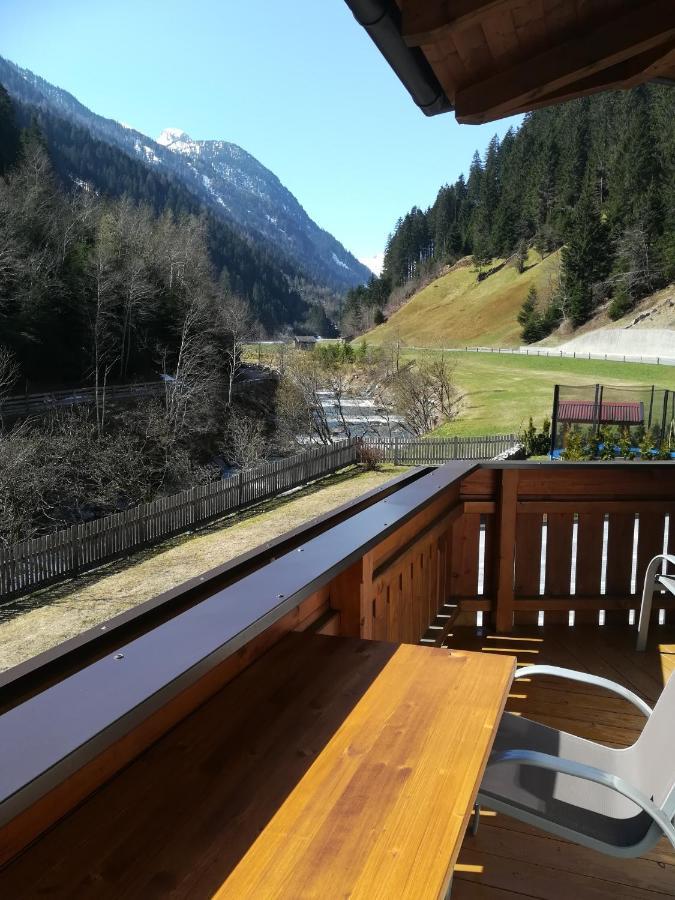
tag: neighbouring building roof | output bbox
[557,400,645,425]
[344,1,675,122]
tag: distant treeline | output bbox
[344,85,675,338]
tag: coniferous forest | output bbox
[343,85,675,340]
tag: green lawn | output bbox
[417,351,675,437]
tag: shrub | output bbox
[617,427,634,459]
[608,286,633,321]
[356,443,384,470]
[561,430,587,460]
[519,417,551,456]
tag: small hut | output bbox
[294,336,317,352]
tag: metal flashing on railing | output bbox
[0,465,427,697]
[0,461,475,826]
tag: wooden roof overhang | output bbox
[345,0,675,122]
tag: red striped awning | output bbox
[557,400,644,424]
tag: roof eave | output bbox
[344,0,454,117]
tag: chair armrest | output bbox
[514,665,652,718]
[646,554,675,584]
[487,749,675,848]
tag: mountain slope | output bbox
[5,93,312,333]
[365,251,561,348]
[0,55,369,293]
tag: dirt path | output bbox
[0,465,405,672]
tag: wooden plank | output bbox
[481,513,497,605]
[0,635,514,900]
[360,549,375,640]
[403,0,518,46]
[450,514,481,599]
[516,465,675,502]
[605,512,637,624]
[454,1,675,123]
[329,560,362,638]
[636,512,667,601]
[217,642,514,900]
[495,469,518,632]
[543,512,574,624]
[573,512,605,624]
[513,594,675,611]
[513,512,542,625]
[517,499,675,513]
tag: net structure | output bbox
[551,383,675,457]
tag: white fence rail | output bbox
[404,345,675,367]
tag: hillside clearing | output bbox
[0,464,404,672]
[365,251,560,348]
[539,282,675,346]
[414,351,675,436]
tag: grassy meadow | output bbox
[420,351,675,436]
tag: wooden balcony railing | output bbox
[454,463,675,631]
[1,459,674,866]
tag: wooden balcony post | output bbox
[494,468,518,632]
[360,550,375,639]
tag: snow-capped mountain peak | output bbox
[0,53,371,292]
[157,127,193,148]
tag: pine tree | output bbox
[517,286,542,342]
[561,189,611,325]
[0,84,21,175]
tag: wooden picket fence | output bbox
[367,434,519,465]
[0,433,520,601]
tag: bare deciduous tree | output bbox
[389,357,460,436]
[220,292,253,406]
[0,345,19,401]
[224,409,266,470]
[276,351,333,447]
[162,296,220,441]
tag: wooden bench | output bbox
[0,633,514,899]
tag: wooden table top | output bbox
[220,637,514,900]
[0,634,514,900]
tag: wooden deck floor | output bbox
[448,624,675,899]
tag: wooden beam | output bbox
[454,1,675,124]
[516,499,674,514]
[513,594,675,611]
[401,0,516,47]
[494,43,675,120]
[464,500,496,514]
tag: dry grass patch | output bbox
[365,251,561,349]
[0,464,405,672]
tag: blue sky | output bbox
[2,0,521,270]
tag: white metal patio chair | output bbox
[636,554,675,651]
[474,665,675,858]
